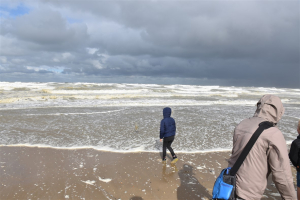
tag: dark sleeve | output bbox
[160,120,165,139]
[289,140,299,167]
[174,119,176,133]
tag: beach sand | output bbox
[0,146,296,200]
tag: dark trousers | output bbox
[163,135,176,159]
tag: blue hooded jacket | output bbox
[160,107,176,139]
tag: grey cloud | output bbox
[0,0,299,88]
[69,1,298,66]
[1,8,89,51]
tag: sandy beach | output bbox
[0,146,296,200]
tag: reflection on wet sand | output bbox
[162,163,178,182]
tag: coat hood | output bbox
[253,94,285,124]
[163,107,172,118]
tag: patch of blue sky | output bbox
[67,18,83,24]
[0,3,30,18]
[46,67,65,73]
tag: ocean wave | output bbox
[0,99,261,110]
[23,109,126,116]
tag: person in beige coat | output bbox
[228,94,296,199]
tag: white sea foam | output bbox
[0,82,298,153]
[0,143,293,153]
[81,180,96,185]
[98,177,112,183]
[0,98,264,110]
[23,109,126,116]
[1,82,299,107]
[0,143,231,153]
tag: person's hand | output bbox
[160,139,163,142]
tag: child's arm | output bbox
[160,120,165,140]
[174,119,176,133]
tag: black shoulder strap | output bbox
[229,121,274,176]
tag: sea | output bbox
[0,82,299,153]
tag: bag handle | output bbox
[229,121,274,176]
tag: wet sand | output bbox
[0,146,296,200]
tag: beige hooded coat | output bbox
[228,95,296,199]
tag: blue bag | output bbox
[212,167,235,199]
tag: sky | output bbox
[0,0,299,88]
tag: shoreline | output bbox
[0,143,293,153]
[0,144,233,154]
[0,146,296,200]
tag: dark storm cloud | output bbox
[0,0,299,88]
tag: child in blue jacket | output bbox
[160,107,178,163]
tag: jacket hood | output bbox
[163,107,172,118]
[253,94,285,124]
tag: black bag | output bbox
[212,121,274,200]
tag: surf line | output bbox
[23,109,126,116]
